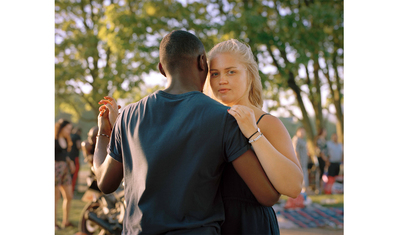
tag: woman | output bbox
[204,39,303,234]
[70,127,82,193]
[55,119,75,230]
[315,128,329,193]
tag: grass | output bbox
[55,165,343,234]
[55,191,87,235]
[280,193,344,208]
[56,192,343,234]
[308,194,344,208]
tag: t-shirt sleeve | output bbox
[223,115,251,162]
[107,113,123,163]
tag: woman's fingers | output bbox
[229,105,247,118]
[99,98,119,111]
[104,96,116,104]
[227,108,241,119]
[98,99,111,105]
[228,105,259,138]
[99,97,121,112]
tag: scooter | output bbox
[79,175,125,235]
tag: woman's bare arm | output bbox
[228,105,303,198]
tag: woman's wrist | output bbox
[248,128,263,144]
[247,127,260,139]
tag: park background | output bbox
[1,0,400,234]
[54,0,344,156]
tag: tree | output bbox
[55,0,219,121]
[55,0,152,121]
[55,0,344,147]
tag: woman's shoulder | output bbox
[256,112,288,134]
[255,111,280,124]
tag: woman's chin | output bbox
[219,100,233,107]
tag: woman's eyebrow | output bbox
[210,66,237,71]
[224,66,237,70]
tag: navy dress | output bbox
[221,114,280,235]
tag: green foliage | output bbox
[55,0,343,141]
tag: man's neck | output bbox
[163,85,199,95]
[163,74,203,95]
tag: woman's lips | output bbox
[218,89,230,94]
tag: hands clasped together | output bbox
[98,96,121,136]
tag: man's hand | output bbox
[93,100,124,194]
[98,105,112,137]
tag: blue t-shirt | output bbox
[108,90,250,234]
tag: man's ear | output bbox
[198,54,207,72]
[158,62,166,77]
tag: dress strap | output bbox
[256,113,270,124]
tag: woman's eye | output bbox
[227,70,235,75]
[211,72,219,77]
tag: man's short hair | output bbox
[159,30,205,71]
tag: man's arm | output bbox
[93,136,123,194]
[232,149,281,206]
[93,107,123,194]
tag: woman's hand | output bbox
[98,96,121,127]
[227,105,258,138]
[68,158,76,174]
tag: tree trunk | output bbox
[312,57,324,133]
[287,71,316,156]
[332,52,344,144]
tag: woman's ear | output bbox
[158,62,166,77]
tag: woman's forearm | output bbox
[251,136,303,198]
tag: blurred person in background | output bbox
[81,126,98,170]
[292,126,310,192]
[327,133,343,178]
[315,127,329,194]
[55,119,75,230]
[70,127,82,193]
[203,39,303,234]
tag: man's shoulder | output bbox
[119,93,155,114]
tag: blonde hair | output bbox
[204,39,263,108]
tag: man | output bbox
[93,30,276,234]
[292,127,309,191]
[327,133,343,178]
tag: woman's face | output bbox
[61,123,72,138]
[209,52,249,107]
[322,129,327,137]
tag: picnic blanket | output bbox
[273,203,343,229]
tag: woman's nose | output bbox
[219,74,228,84]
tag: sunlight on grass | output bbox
[280,194,344,207]
[55,192,87,235]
